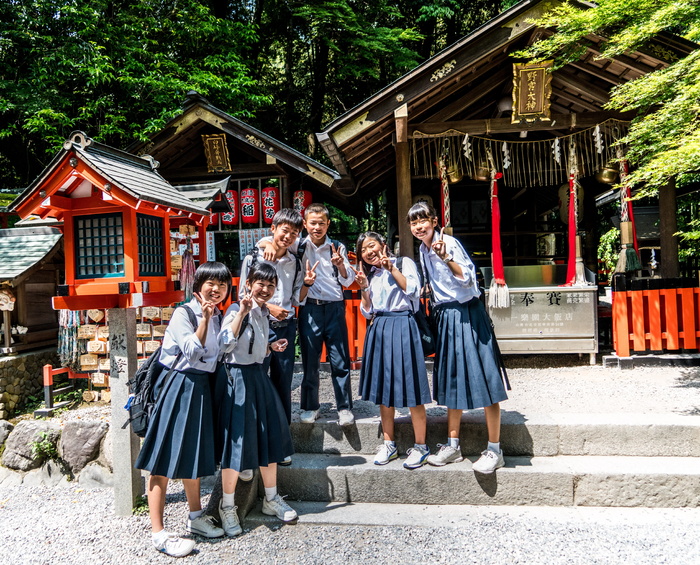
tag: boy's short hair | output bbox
[304,203,330,220]
[406,201,438,224]
[272,208,303,230]
[193,261,232,301]
[246,262,278,286]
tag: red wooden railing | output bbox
[612,287,700,357]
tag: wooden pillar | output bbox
[659,177,679,278]
[395,104,413,260]
[109,307,143,516]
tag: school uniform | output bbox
[358,257,431,408]
[297,236,355,412]
[135,300,220,480]
[420,233,510,410]
[239,248,302,423]
[215,300,294,471]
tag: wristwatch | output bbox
[443,254,454,264]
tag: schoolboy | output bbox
[296,203,356,426]
[239,208,303,436]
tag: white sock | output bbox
[189,510,203,520]
[152,529,169,545]
[385,440,396,449]
[265,486,278,501]
[448,437,459,449]
[488,441,501,453]
[222,491,235,508]
[415,443,427,451]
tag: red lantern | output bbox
[209,212,219,226]
[262,187,280,224]
[240,188,260,224]
[222,189,239,225]
[293,190,312,217]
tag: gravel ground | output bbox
[4,355,700,564]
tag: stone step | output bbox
[290,413,700,458]
[278,453,700,508]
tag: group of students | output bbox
[134,202,510,558]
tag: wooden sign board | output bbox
[136,323,152,338]
[171,255,183,270]
[86,340,106,354]
[512,61,553,124]
[142,306,161,320]
[91,372,109,387]
[153,325,168,338]
[80,354,98,371]
[162,307,175,321]
[202,133,232,173]
[77,325,98,339]
[144,340,160,354]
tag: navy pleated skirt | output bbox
[135,364,216,480]
[214,362,294,471]
[433,298,510,410]
[359,310,432,408]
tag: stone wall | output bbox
[0,348,60,420]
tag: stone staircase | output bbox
[273,412,700,509]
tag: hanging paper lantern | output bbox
[240,188,260,224]
[209,212,219,226]
[222,189,239,225]
[293,190,312,217]
[262,187,280,224]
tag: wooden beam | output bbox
[396,103,413,259]
[163,164,279,180]
[554,68,611,105]
[410,111,633,137]
[46,193,74,211]
[551,88,602,113]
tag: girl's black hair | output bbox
[406,201,438,224]
[355,231,392,279]
[246,261,278,286]
[193,261,232,301]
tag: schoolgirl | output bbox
[135,261,231,557]
[407,202,510,473]
[214,262,297,537]
[353,232,432,469]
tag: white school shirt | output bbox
[298,236,355,303]
[359,256,420,319]
[218,300,270,365]
[420,232,480,305]
[238,249,302,320]
[159,299,221,373]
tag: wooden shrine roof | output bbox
[317,0,699,198]
[128,92,352,207]
[0,227,62,286]
[11,132,209,219]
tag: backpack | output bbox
[247,245,304,292]
[122,305,198,437]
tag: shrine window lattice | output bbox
[75,213,125,279]
[137,214,165,277]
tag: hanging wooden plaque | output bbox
[153,324,168,338]
[80,354,99,370]
[162,307,175,321]
[77,325,97,339]
[136,323,152,338]
[512,61,553,124]
[202,133,232,173]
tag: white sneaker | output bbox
[338,409,355,427]
[403,445,430,469]
[427,444,464,467]
[186,514,224,538]
[239,469,254,482]
[218,500,242,537]
[374,443,398,465]
[261,494,298,522]
[153,533,195,558]
[300,409,319,424]
[472,449,505,474]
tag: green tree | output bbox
[517,0,700,196]
[0,0,266,187]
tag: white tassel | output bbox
[488,278,510,309]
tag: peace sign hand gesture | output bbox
[351,266,368,290]
[431,227,448,260]
[379,245,393,271]
[330,243,343,267]
[239,286,253,316]
[194,292,215,322]
[304,260,319,287]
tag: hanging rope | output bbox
[563,143,579,286]
[615,145,642,273]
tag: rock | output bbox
[0,466,23,487]
[78,462,113,488]
[95,428,113,472]
[23,460,70,488]
[59,420,109,475]
[1,420,61,472]
[0,420,13,447]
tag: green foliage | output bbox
[677,190,700,261]
[133,495,149,516]
[598,226,620,278]
[31,431,59,462]
[517,0,700,196]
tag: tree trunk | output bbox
[659,177,679,278]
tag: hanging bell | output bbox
[473,161,490,182]
[447,164,463,184]
[595,161,619,184]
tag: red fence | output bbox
[612,287,700,357]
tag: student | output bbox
[297,203,356,425]
[215,262,297,536]
[239,209,303,467]
[353,232,432,469]
[407,202,510,473]
[135,262,231,557]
